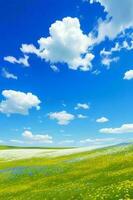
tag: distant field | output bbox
[0,144,133,200]
[0,145,74,150]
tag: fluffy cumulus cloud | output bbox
[124,70,133,80]
[90,0,133,42]
[22,130,53,143]
[2,68,18,80]
[21,17,94,71]
[4,55,29,67]
[100,123,133,134]
[0,90,41,115]
[96,117,109,123]
[74,103,90,110]
[48,110,75,125]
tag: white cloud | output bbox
[0,90,41,115]
[62,103,66,107]
[48,110,75,125]
[100,39,133,58]
[90,0,133,42]
[20,44,39,55]
[21,17,94,71]
[100,48,112,57]
[2,68,18,80]
[22,130,53,143]
[77,114,88,119]
[101,54,119,68]
[122,40,133,51]
[112,42,124,52]
[0,140,4,143]
[100,46,120,68]
[100,38,133,68]
[4,55,29,67]
[100,123,133,134]
[80,137,116,144]
[124,70,133,80]
[74,103,90,110]
[23,127,31,130]
[10,139,24,144]
[96,117,109,123]
[50,65,60,72]
[92,69,101,75]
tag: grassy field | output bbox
[0,144,133,200]
[0,145,74,150]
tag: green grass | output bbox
[0,144,133,200]
[0,145,16,150]
[0,145,74,150]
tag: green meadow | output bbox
[0,144,133,200]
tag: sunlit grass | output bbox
[0,144,133,200]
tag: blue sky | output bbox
[0,0,133,147]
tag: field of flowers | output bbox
[0,144,133,200]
